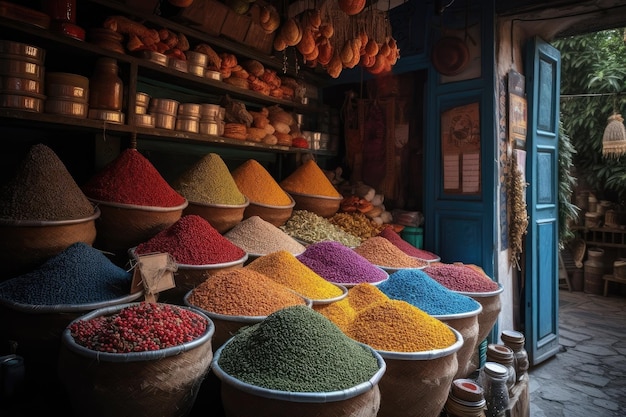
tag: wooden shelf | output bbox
[571,226,626,249]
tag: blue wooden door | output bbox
[524,37,561,366]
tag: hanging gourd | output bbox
[338,0,366,16]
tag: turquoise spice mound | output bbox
[377,268,480,316]
[217,305,380,392]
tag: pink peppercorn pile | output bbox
[68,302,208,353]
[423,263,500,292]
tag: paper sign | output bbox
[130,252,177,299]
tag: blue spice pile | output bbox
[377,268,480,315]
[0,242,132,305]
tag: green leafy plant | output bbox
[557,120,579,248]
[554,29,626,204]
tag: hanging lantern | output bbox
[602,113,626,158]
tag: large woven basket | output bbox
[183,197,249,233]
[58,302,215,417]
[456,284,503,373]
[434,302,483,380]
[243,195,295,227]
[211,341,386,417]
[456,284,504,344]
[376,327,463,417]
[0,207,100,280]
[0,291,143,392]
[89,198,187,256]
[288,191,343,218]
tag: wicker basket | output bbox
[376,327,464,417]
[89,198,187,256]
[183,197,249,233]
[288,191,343,218]
[0,207,100,279]
[456,284,503,373]
[58,303,215,417]
[604,210,626,229]
[243,195,295,227]
[212,341,386,417]
[0,291,143,390]
[434,302,483,380]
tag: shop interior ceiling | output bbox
[495,0,626,37]
[283,0,626,73]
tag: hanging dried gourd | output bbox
[508,156,529,270]
[338,0,366,16]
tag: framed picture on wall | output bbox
[441,102,481,195]
[508,70,527,150]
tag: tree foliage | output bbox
[558,120,579,247]
[553,29,626,204]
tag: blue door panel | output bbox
[524,36,561,366]
[537,221,557,339]
[537,149,555,204]
[437,212,485,265]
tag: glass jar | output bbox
[486,344,516,393]
[501,330,529,381]
[89,57,123,111]
[479,362,510,417]
[444,394,487,417]
[444,379,487,417]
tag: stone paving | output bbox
[528,289,626,417]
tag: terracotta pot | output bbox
[431,36,470,76]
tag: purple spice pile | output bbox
[297,240,388,285]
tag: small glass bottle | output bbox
[89,57,123,111]
[479,362,510,417]
[486,344,516,393]
[501,330,529,381]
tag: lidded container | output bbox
[478,362,510,417]
[500,330,529,381]
[485,344,516,393]
[88,57,123,111]
[444,378,486,417]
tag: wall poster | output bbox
[508,70,527,150]
[441,102,481,195]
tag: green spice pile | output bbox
[281,210,362,247]
[217,305,380,392]
[173,153,246,205]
